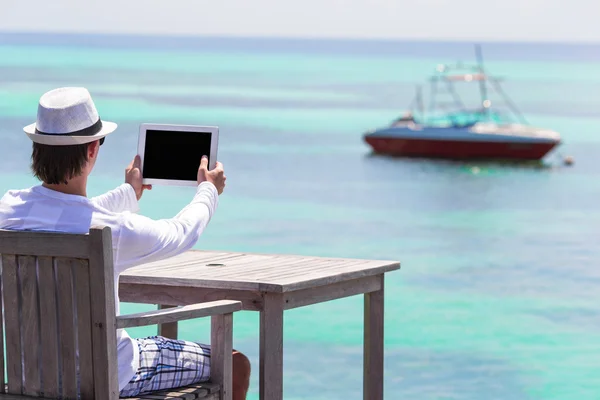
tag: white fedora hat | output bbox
[23,87,117,146]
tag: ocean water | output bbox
[1,32,600,399]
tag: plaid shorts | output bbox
[119,336,211,398]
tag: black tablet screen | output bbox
[143,129,212,181]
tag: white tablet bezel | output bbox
[138,123,219,187]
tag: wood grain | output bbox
[18,256,41,396]
[133,381,220,399]
[121,251,400,293]
[118,248,399,400]
[158,305,178,339]
[0,229,89,258]
[2,254,23,395]
[88,226,119,400]
[197,255,295,279]
[259,293,284,400]
[55,258,77,399]
[283,275,382,310]
[275,261,398,292]
[37,257,60,398]
[363,275,385,400]
[117,300,241,329]
[211,313,233,400]
[73,260,95,399]
[120,284,263,312]
[143,254,250,276]
[129,251,234,272]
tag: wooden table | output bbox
[119,250,400,400]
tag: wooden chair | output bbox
[0,226,240,400]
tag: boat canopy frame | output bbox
[404,45,529,126]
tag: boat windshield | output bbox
[415,110,510,127]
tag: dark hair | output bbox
[31,142,91,185]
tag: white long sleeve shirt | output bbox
[0,181,219,391]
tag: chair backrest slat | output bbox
[2,254,23,395]
[74,260,95,398]
[0,226,118,400]
[38,256,60,398]
[88,228,119,400]
[0,231,90,258]
[19,255,42,397]
[56,259,78,398]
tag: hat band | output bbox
[35,118,103,137]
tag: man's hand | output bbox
[125,155,152,201]
[197,156,226,194]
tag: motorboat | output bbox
[363,46,561,160]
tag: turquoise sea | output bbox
[1,33,600,399]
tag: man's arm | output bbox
[112,155,225,272]
[90,184,140,213]
[114,181,218,272]
[90,155,152,214]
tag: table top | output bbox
[121,250,400,293]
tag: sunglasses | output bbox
[99,137,105,146]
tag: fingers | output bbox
[127,155,142,171]
[200,155,209,170]
[215,161,224,171]
[142,184,152,190]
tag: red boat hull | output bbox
[364,136,559,160]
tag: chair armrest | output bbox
[116,300,242,329]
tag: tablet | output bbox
[138,123,219,186]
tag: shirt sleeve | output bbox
[113,181,219,273]
[91,184,140,214]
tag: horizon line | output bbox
[1,30,599,47]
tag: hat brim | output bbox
[23,120,117,146]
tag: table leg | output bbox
[259,293,284,400]
[212,313,234,400]
[157,305,178,339]
[364,274,384,400]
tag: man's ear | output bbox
[88,140,100,160]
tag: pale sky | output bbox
[1,0,599,43]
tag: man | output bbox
[0,87,251,399]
